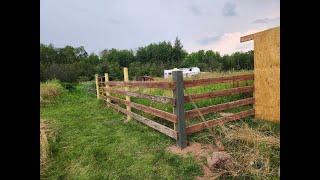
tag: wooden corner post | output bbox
[123,67,132,121]
[95,74,100,99]
[172,70,187,148]
[105,73,111,107]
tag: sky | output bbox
[40,0,280,55]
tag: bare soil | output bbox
[166,142,231,179]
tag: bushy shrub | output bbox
[40,79,65,106]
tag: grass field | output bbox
[40,72,280,179]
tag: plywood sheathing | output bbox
[241,27,280,122]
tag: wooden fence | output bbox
[95,69,254,148]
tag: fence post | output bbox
[172,70,187,148]
[95,74,100,99]
[105,73,110,107]
[123,67,132,121]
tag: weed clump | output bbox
[40,79,65,106]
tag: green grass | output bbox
[41,72,279,179]
[40,83,202,180]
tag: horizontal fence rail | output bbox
[184,86,254,103]
[95,71,255,149]
[105,100,178,139]
[104,87,175,105]
[184,74,254,87]
[101,94,177,123]
[186,109,255,134]
[105,81,175,89]
[185,97,254,119]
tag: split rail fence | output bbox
[95,69,254,148]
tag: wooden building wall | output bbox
[252,27,280,122]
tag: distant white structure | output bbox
[164,67,201,79]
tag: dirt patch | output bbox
[207,152,233,171]
[166,142,219,161]
[167,142,232,179]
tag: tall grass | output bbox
[40,79,65,106]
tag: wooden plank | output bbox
[123,67,132,121]
[105,81,175,89]
[105,73,111,107]
[184,86,254,103]
[172,70,187,148]
[106,101,178,139]
[184,74,254,88]
[104,88,175,105]
[95,74,100,99]
[240,34,254,42]
[101,95,177,123]
[186,109,255,134]
[185,97,254,119]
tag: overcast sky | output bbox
[40,0,279,55]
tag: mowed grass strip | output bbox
[40,83,202,180]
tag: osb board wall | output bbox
[253,27,280,122]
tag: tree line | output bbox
[40,37,253,82]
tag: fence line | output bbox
[184,74,254,87]
[105,80,175,89]
[186,109,255,134]
[103,88,175,105]
[104,100,178,139]
[101,94,177,123]
[95,69,254,149]
[185,97,254,119]
[184,86,254,103]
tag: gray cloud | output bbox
[222,1,237,16]
[197,34,222,45]
[188,6,203,16]
[252,17,280,24]
[41,0,280,54]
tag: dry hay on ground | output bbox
[166,123,279,179]
[222,123,280,177]
[40,120,55,175]
[225,123,279,147]
[40,122,49,169]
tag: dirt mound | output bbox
[207,152,233,171]
[167,142,233,179]
[166,142,219,160]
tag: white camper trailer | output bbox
[163,67,200,79]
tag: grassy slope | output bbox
[40,84,202,180]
